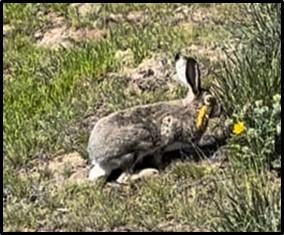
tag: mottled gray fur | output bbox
[87,53,222,182]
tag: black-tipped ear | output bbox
[185,57,201,96]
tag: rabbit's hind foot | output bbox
[116,168,160,184]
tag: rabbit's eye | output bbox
[204,95,215,106]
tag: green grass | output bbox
[3,3,280,232]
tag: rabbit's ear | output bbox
[185,57,201,96]
[175,54,201,99]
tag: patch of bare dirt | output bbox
[36,25,71,49]
[35,11,107,50]
[119,53,177,95]
[18,152,89,186]
[36,25,107,49]
[71,28,107,42]
[47,152,88,184]
[173,4,229,27]
[94,10,148,29]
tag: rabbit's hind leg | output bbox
[116,167,159,184]
[89,153,136,183]
[121,152,162,184]
[115,152,156,184]
[115,153,137,184]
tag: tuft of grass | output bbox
[210,4,281,232]
[213,3,281,114]
[212,170,280,232]
[212,3,281,169]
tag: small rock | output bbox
[126,11,144,24]
[34,30,43,39]
[3,24,14,36]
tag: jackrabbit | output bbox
[87,53,222,182]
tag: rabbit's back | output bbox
[88,121,155,161]
[87,101,188,164]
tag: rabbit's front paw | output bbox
[130,168,159,182]
[116,172,131,184]
[116,169,160,184]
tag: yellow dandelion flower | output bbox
[196,105,208,129]
[232,121,246,135]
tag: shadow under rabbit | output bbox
[106,139,227,182]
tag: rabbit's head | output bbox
[174,53,222,119]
